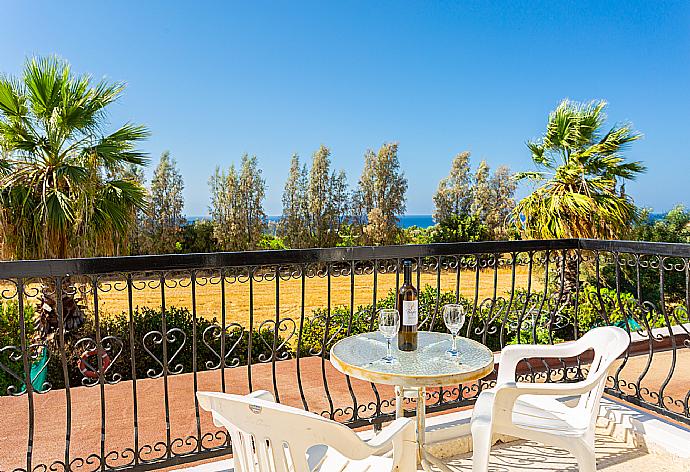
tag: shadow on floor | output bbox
[435,422,687,472]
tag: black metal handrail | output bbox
[0,239,580,277]
[0,238,688,471]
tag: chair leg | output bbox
[470,424,492,472]
[575,452,596,472]
[571,441,596,472]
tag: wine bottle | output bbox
[397,259,418,351]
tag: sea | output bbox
[187,214,436,228]
[187,213,667,229]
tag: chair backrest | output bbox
[574,326,629,423]
[197,391,369,472]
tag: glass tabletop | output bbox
[330,331,494,388]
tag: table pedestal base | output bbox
[395,386,454,472]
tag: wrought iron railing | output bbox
[0,239,688,471]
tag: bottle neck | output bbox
[403,263,412,284]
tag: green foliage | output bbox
[401,225,434,245]
[429,214,488,243]
[298,305,374,356]
[279,147,350,249]
[433,152,515,241]
[562,286,640,333]
[505,285,665,346]
[1,305,291,394]
[336,223,361,247]
[258,234,287,250]
[596,207,690,303]
[433,151,472,221]
[0,56,149,259]
[355,143,408,246]
[508,326,562,345]
[279,154,310,248]
[514,99,645,240]
[631,206,690,243]
[181,220,218,253]
[141,151,186,254]
[209,154,267,251]
[0,301,35,395]
[298,284,505,355]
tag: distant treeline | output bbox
[131,147,518,254]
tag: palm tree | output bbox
[514,99,645,293]
[514,99,645,240]
[0,56,149,338]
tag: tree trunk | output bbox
[557,251,580,296]
[34,282,86,342]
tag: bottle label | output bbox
[402,300,418,326]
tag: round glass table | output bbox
[330,331,494,472]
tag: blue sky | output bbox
[2,1,689,216]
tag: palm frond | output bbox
[514,171,545,182]
[514,98,645,240]
[83,123,150,167]
[23,56,65,121]
[0,76,28,119]
[92,179,147,234]
[0,56,150,259]
[59,76,125,135]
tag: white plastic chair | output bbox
[197,390,417,472]
[470,326,629,472]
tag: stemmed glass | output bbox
[378,309,399,364]
[443,304,466,358]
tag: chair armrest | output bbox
[366,418,416,450]
[247,390,275,402]
[492,377,605,409]
[497,341,586,385]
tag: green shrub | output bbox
[596,206,690,303]
[428,214,488,243]
[508,326,563,345]
[503,285,663,346]
[1,305,292,393]
[298,284,504,355]
[401,225,434,245]
[298,305,374,356]
[258,234,287,250]
[180,220,219,253]
[0,301,35,395]
[561,285,665,333]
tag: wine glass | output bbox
[378,309,399,364]
[443,304,466,358]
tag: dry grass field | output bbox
[77,265,539,325]
[1,267,541,325]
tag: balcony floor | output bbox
[175,411,690,472]
[434,424,689,471]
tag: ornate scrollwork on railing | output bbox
[0,345,26,395]
[94,274,129,294]
[257,318,296,362]
[304,314,344,357]
[473,296,508,339]
[353,259,375,276]
[74,336,123,386]
[142,327,187,377]
[200,429,229,452]
[0,343,51,395]
[201,323,244,369]
[138,441,168,464]
[4,240,690,472]
[102,447,136,470]
[170,435,199,457]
